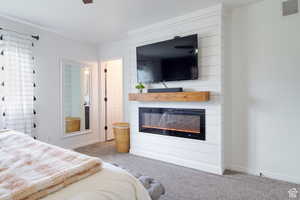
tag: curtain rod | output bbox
[0,27,39,40]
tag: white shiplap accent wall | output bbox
[127,4,225,174]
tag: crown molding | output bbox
[0,12,61,36]
[0,12,97,46]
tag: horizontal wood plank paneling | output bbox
[126,4,224,174]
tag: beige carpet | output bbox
[76,142,299,200]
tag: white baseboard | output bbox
[130,148,224,175]
[261,170,300,184]
[229,164,259,175]
[228,164,300,184]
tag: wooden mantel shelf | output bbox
[128,91,210,102]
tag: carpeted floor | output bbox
[76,142,299,200]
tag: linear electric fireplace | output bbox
[139,107,205,140]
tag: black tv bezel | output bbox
[136,34,199,84]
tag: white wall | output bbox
[99,5,225,174]
[0,16,100,149]
[229,0,300,183]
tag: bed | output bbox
[42,163,151,200]
[0,130,151,200]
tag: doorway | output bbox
[100,59,123,141]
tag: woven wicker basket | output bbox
[113,122,130,153]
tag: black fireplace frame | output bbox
[139,107,206,140]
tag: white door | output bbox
[101,59,123,141]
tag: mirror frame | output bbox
[60,58,93,138]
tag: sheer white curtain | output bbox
[0,31,37,135]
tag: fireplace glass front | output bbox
[139,107,205,140]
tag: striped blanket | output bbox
[0,130,102,200]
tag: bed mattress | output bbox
[42,163,151,200]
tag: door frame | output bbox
[99,58,124,142]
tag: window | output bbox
[0,32,37,135]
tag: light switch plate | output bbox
[282,0,299,16]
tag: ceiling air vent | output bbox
[282,0,298,16]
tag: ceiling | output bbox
[0,0,260,45]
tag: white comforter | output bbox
[42,163,151,200]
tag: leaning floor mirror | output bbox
[61,59,92,137]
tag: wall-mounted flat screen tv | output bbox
[137,34,198,83]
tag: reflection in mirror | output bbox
[62,61,91,135]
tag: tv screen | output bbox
[137,34,198,83]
